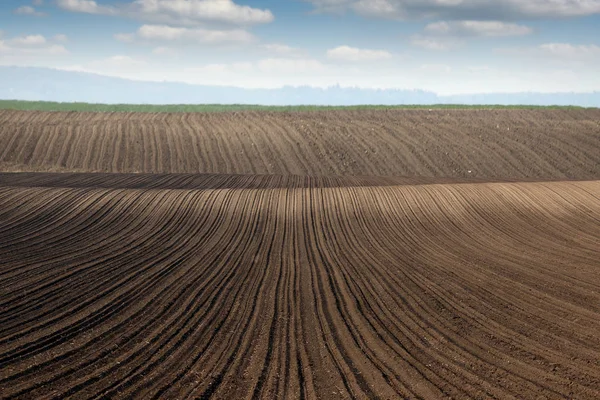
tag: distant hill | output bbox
[0,66,598,107]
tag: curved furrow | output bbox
[43,191,262,399]
[325,185,529,398]
[0,190,237,394]
[0,189,237,397]
[318,186,488,399]
[0,191,199,362]
[0,189,210,334]
[0,178,598,398]
[1,109,599,178]
[0,189,167,316]
[326,184,596,396]
[1,104,599,400]
[376,185,600,396]
[314,187,450,398]
[109,190,275,399]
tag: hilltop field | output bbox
[0,105,599,399]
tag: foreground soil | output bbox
[0,109,599,399]
[1,173,599,399]
[1,108,599,179]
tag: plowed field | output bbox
[1,108,599,179]
[1,109,599,399]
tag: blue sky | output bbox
[1,0,599,94]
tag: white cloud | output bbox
[262,44,304,57]
[517,0,600,18]
[497,43,600,62]
[68,57,327,86]
[15,45,68,55]
[44,54,600,95]
[42,45,69,55]
[115,25,256,47]
[57,0,274,26]
[132,0,274,25]
[115,25,255,45]
[98,55,147,67]
[424,21,532,37]
[539,43,600,59]
[53,34,68,42]
[132,24,255,43]
[177,58,362,88]
[420,64,452,73]
[181,58,329,87]
[172,58,508,92]
[186,62,254,75]
[56,0,116,14]
[467,65,492,73]
[351,0,399,18]
[33,0,44,5]
[306,0,354,13]
[326,45,392,62]
[305,0,600,20]
[410,35,462,51]
[0,34,69,61]
[257,58,326,73]
[8,35,47,46]
[411,20,531,51]
[62,55,152,79]
[114,33,135,42]
[0,40,68,65]
[14,6,46,16]
[152,46,176,55]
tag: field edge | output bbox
[0,99,595,113]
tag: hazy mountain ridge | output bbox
[1,66,598,106]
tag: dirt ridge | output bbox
[1,175,599,399]
[1,108,599,399]
[1,109,599,179]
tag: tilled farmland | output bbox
[1,108,600,179]
[0,109,599,399]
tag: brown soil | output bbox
[0,108,599,179]
[0,109,599,399]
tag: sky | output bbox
[1,0,599,95]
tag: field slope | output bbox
[0,108,599,399]
[1,108,599,179]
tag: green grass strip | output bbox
[0,100,591,113]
